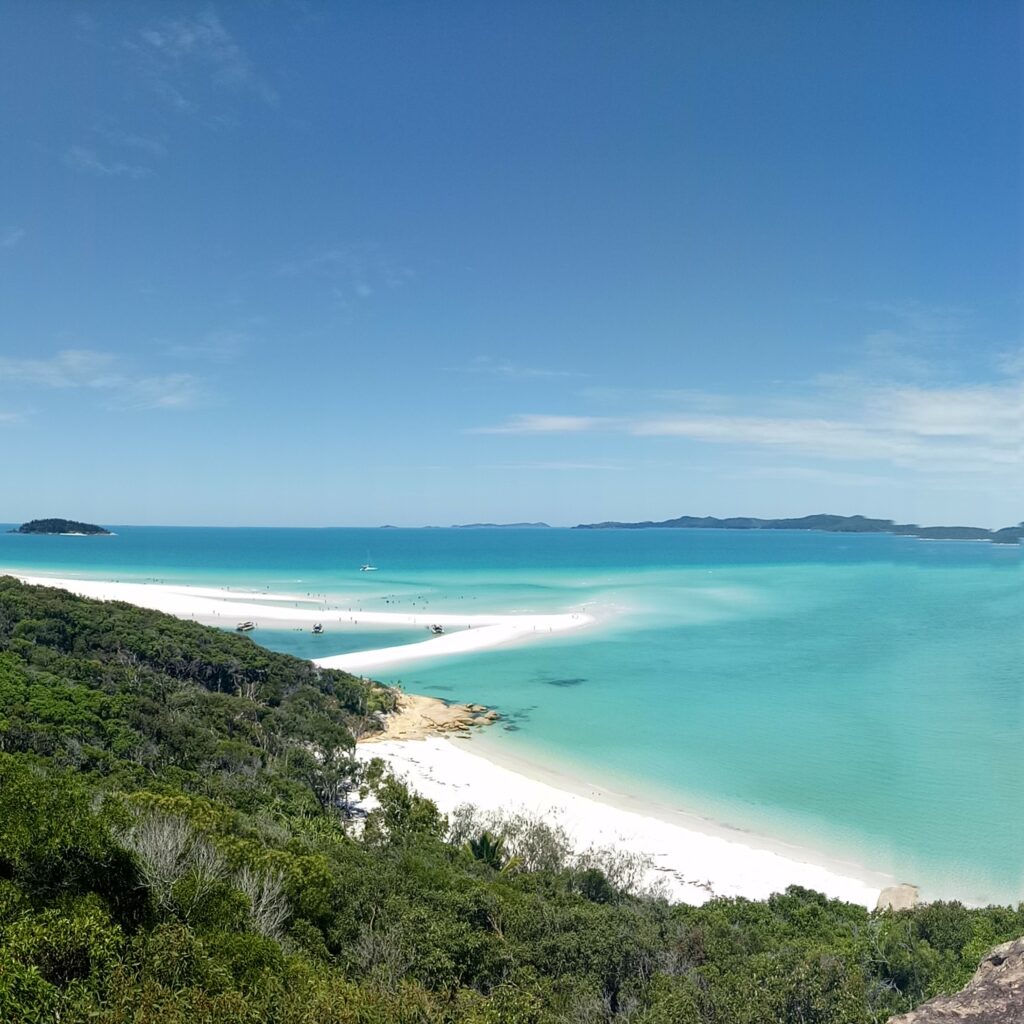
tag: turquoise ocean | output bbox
[2,525,1021,905]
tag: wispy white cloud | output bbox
[484,461,624,471]
[472,414,611,435]
[820,301,978,388]
[95,125,167,158]
[0,349,204,411]
[115,374,204,410]
[734,466,893,488]
[134,8,278,108]
[472,303,1023,480]
[65,145,151,179]
[459,356,584,380]
[864,300,973,339]
[165,329,248,363]
[276,244,414,301]
[0,349,122,388]
[152,78,193,113]
[996,346,1024,377]
[874,383,1021,440]
[1,227,25,248]
[631,382,1021,471]
[65,125,166,177]
[473,378,1023,474]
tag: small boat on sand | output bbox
[312,623,323,634]
[428,623,444,635]
[236,621,255,632]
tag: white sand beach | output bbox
[6,569,894,908]
[358,735,891,908]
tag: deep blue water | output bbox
[2,525,1020,904]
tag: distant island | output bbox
[573,513,1023,544]
[10,518,113,536]
[451,522,551,529]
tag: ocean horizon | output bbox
[2,524,1021,906]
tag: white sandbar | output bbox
[3,572,594,670]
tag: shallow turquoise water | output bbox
[2,525,1020,904]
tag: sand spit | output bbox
[4,572,593,670]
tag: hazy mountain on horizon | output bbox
[448,522,552,529]
[573,513,1023,543]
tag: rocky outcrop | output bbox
[877,884,920,911]
[360,692,500,742]
[888,937,1024,1023]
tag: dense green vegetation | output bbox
[0,576,1020,1022]
[10,518,112,535]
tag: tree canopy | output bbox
[10,519,112,535]
[0,575,1020,1023]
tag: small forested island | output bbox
[0,574,1020,1022]
[451,521,552,529]
[10,517,112,536]
[575,513,1024,544]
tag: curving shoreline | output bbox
[356,734,894,908]
[6,568,899,909]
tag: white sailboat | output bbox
[359,551,378,571]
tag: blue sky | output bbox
[1,1,1020,527]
